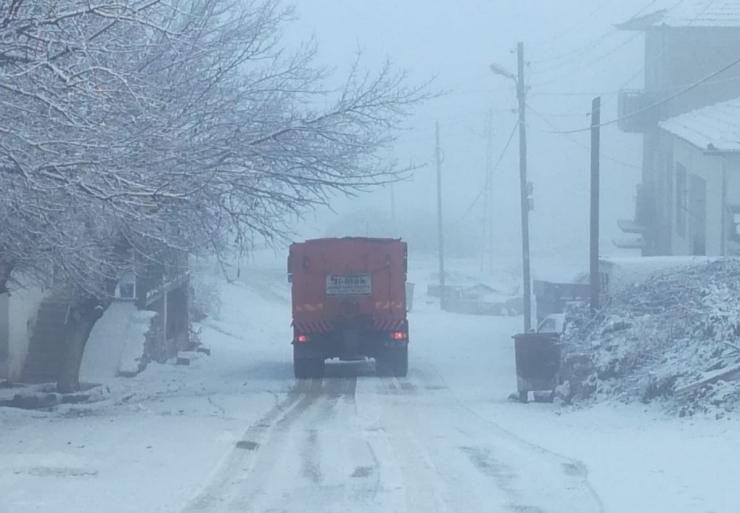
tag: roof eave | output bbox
[703,148,740,156]
[616,10,667,31]
[660,126,738,155]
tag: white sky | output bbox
[286,0,681,262]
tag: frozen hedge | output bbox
[561,260,740,417]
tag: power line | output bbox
[529,0,696,91]
[443,86,516,97]
[454,120,519,225]
[543,52,740,135]
[596,0,718,110]
[528,0,616,53]
[528,74,740,98]
[529,0,662,67]
[413,106,516,123]
[530,31,643,87]
[527,105,642,171]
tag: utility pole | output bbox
[590,97,601,314]
[516,42,532,332]
[486,110,495,274]
[482,110,494,273]
[390,182,397,233]
[435,121,446,310]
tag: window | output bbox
[728,206,740,246]
[665,159,673,226]
[599,271,610,296]
[676,163,687,238]
[116,272,137,300]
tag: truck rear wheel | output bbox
[376,346,408,377]
[392,345,408,377]
[294,356,324,379]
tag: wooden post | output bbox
[516,42,532,332]
[590,97,602,314]
[163,289,168,352]
[435,121,446,310]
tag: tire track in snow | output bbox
[178,379,322,513]
[217,375,360,512]
[232,373,400,513]
[400,365,605,513]
[375,376,462,513]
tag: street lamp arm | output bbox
[490,63,517,83]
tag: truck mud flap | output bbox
[339,329,362,361]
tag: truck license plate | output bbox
[326,274,372,296]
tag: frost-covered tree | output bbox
[0,0,428,391]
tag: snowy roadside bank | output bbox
[0,389,277,513]
[0,274,291,513]
[3,254,739,513]
[407,283,740,513]
[559,260,740,417]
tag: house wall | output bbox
[635,27,740,255]
[723,155,740,255]
[670,137,725,256]
[660,28,740,117]
[652,130,676,254]
[0,285,47,381]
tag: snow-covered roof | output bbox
[601,256,725,294]
[659,97,740,152]
[619,1,740,30]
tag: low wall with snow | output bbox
[1,286,48,381]
[80,302,156,382]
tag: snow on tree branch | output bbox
[0,0,430,299]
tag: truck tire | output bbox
[312,358,325,379]
[392,345,408,377]
[294,357,311,379]
[376,346,408,377]
[294,357,325,379]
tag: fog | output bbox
[286,0,667,267]
[6,4,740,513]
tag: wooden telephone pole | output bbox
[516,42,532,332]
[590,97,602,314]
[483,110,494,273]
[435,121,446,310]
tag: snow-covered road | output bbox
[1,254,738,513]
[179,361,601,513]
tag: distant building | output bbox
[616,1,740,256]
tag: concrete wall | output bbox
[0,293,8,379]
[0,285,47,381]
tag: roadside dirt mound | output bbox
[561,260,740,417]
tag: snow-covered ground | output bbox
[0,251,738,513]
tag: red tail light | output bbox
[393,332,407,340]
[296,334,307,343]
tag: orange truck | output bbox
[288,237,409,378]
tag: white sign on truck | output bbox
[326,274,372,296]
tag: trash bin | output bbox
[406,282,415,312]
[512,332,561,403]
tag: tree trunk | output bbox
[57,298,109,393]
[0,259,15,295]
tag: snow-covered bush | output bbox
[190,278,222,322]
[562,260,740,416]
